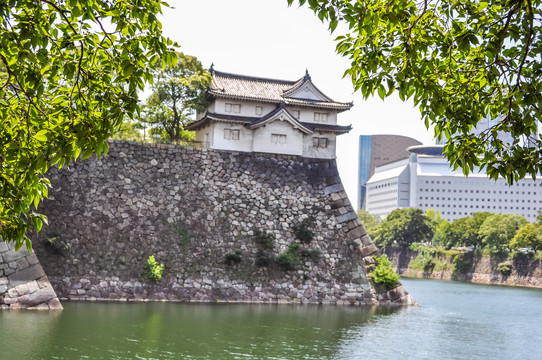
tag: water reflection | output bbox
[0,309,61,359]
[1,279,541,359]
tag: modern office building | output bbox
[357,135,422,209]
[365,145,542,221]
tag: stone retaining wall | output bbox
[30,141,413,306]
[386,247,542,288]
[0,242,62,309]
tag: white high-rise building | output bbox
[365,145,542,221]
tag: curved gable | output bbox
[248,105,313,134]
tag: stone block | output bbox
[0,242,9,252]
[27,281,40,294]
[8,264,46,285]
[348,227,365,239]
[360,243,379,258]
[335,212,358,224]
[14,284,30,296]
[360,234,373,247]
[26,253,40,265]
[2,247,29,263]
[323,184,344,195]
[17,257,30,270]
[47,298,63,309]
[29,288,58,305]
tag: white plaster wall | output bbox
[252,120,303,156]
[302,134,336,159]
[194,123,214,149]
[290,86,324,101]
[211,122,253,152]
[214,99,276,118]
[291,107,337,125]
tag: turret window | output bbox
[313,137,328,148]
[314,112,328,122]
[271,133,287,144]
[225,103,241,113]
[224,129,240,140]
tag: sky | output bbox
[158,0,436,206]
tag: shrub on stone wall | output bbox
[292,218,314,244]
[497,261,512,276]
[409,244,437,271]
[276,243,301,271]
[369,254,400,289]
[254,229,275,250]
[256,249,273,267]
[225,250,242,265]
[452,253,473,278]
[300,248,322,260]
[44,234,70,255]
[276,252,297,271]
[145,255,164,281]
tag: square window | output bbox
[224,129,240,140]
[225,103,241,113]
[314,112,328,122]
[271,133,287,144]
[313,137,328,148]
[292,110,300,119]
[255,106,263,116]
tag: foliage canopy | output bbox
[142,52,211,143]
[372,208,434,248]
[289,0,542,182]
[0,0,176,250]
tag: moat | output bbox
[2,278,541,359]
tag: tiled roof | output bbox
[208,70,353,111]
[299,121,352,134]
[186,109,352,135]
[184,111,255,131]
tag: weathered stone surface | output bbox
[8,265,46,284]
[28,141,411,306]
[335,212,359,224]
[0,243,62,310]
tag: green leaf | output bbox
[34,130,48,142]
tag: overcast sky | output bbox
[158,0,436,206]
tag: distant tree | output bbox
[373,208,433,248]
[479,214,527,253]
[357,210,381,234]
[289,0,542,183]
[425,208,448,246]
[141,52,211,143]
[111,119,144,142]
[441,212,491,249]
[441,217,471,249]
[510,223,542,253]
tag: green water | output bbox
[2,278,542,359]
